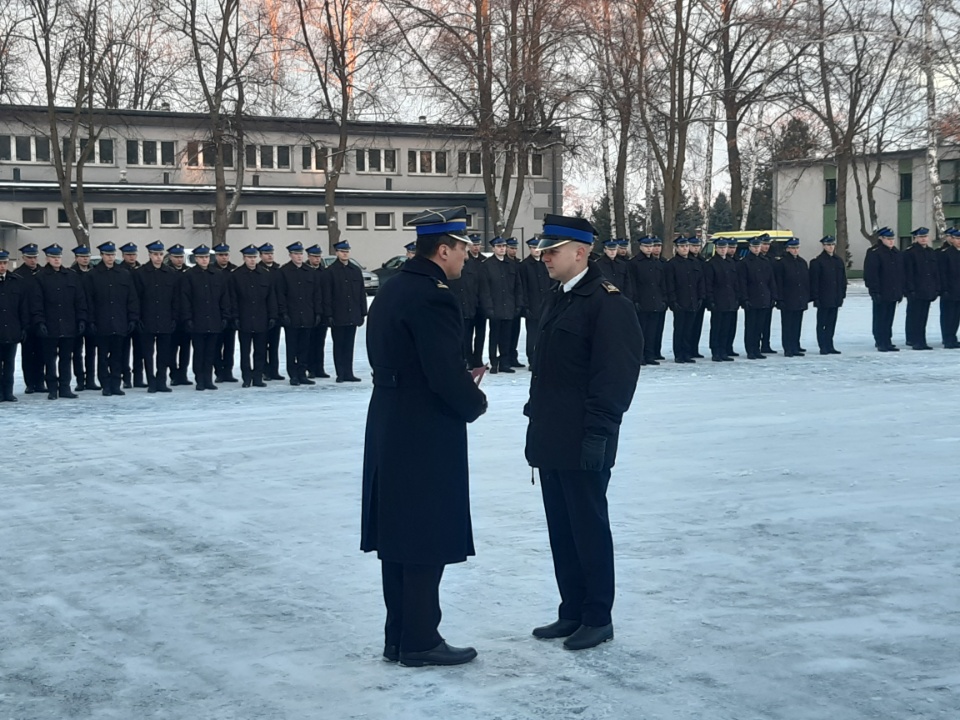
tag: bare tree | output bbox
[0,3,29,102]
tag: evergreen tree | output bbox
[709,192,734,232]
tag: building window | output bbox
[188,140,232,168]
[346,211,365,229]
[356,148,397,174]
[99,139,114,165]
[402,212,420,228]
[126,209,150,227]
[193,210,213,227]
[35,137,50,162]
[2,136,52,163]
[160,209,183,227]
[244,145,291,171]
[92,208,117,226]
[940,160,959,204]
[303,145,334,172]
[316,211,338,229]
[465,213,474,228]
[57,208,70,226]
[287,211,307,228]
[458,150,482,176]
[229,211,246,228]
[408,149,447,175]
[161,141,175,166]
[256,210,277,228]
[21,207,47,226]
[66,137,114,165]
[15,136,31,161]
[824,178,837,205]
[374,212,393,229]
[530,152,544,176]
[900,172,913,201]
[0,136,10,160]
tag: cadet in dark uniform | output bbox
[902,226,939,350]
[629,236,666,365]
[446,236,481,366]
[809,235,847,354]
[13,243,45,393]
[323,240,366,382]
[939,227,960,348]
[278,241,322,385]
[519,237,552,370]
[212,243,239,383]
[0,248,41,402]
[616,237,630,261]
[738,236,777,359]
[525,214,643,651]
[165,244,192,385]
[404,241,417,260]
[773,237,810,357]
[361,207,487,668]
[705,237,738,361]
[230,245,277,387]
[596,239,632,296]
[305,245,330,378]
[757,234,778,354]
[651,237,668,359]
[70,245,99,391]
[479,236,523,373]
[133,241,179,393]
[505,237,524,367]
[118,242,145,388]
[36,244,87,398]
[863,226,904,352]
[665,236,705,363]
[687,235,708,358]
[258,243,285,381]
[181,244,230,390]
[89,242,140,395]
[464,235,487,368]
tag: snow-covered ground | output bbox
[2,282,959,720]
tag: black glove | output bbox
[326,317,334,327]
[315,316,324,327]
[281,314,291,327]
[580,434,607,472]
[88,322,97,335]
[127,321,138,334]
[37,323,48,338]
[267,318,276,330]
[185,320,194,333]
[668,303,677,313]
[77,321,86,335]
[232,318,240,330]
[20,330,26,342]
[221,318,228,331]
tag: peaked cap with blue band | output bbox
[146,241,165,253]
[876,226,895,238]
[603,239,619,248]
[120,243,138,254]
[286,241,304,253]
[687,235,701,246]
[19,243,39,256]
[72,245,91,256]
[42,244,63,257]
[404,241,417,252]
[97,242,117,253]
[306,244,323,256]
[333,240,351,251]
[214,243,230,253]
[0,249,9,260]
[537,214,597,250]
[490,236,506,246]
[193,244,211,256]
[505,237,519,247]
[820,235,836,244]
[407,206,471,243]
[617,238,630,247]
[526,237,539,247]
[748,236,764,246]
[911,227,929,236]
[240,244,259,256]
[258,243,274,253]
[168,244,185,256]
[786,236,800,247]
[639,235,655,246]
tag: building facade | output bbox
[774,146,960,270]
[0,106,563,269]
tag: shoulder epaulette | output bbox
[436,279,449,290]
[601,280,620,294]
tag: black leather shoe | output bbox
[399,641,477,667]
[728,351,740,357]
[345,376,362,382]
[242,379,252,388]
[317,371,331,378]
[86,382,101,391]
[25,387,35,395]
[383,644,400,663]
[499,366,515,374]
[510,362,526,368]
[4,395,17,402]
[711,356,724,362]
[253,380,267,388]
[290,378,301,386]
[47,390,58,400]
[722,356,734,361]
[489,366,498,374]
[271,374,286,381]
[692,353,705,359]
[60,388,78,399]
[563,623,613,651]
[829,349,841,354]
[761,347,777,354]
[300,377,316,385]
[532,619,580,639]
[913,344,933,350]
[223,375,239,383]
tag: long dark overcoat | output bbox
[809,251,847,309]
[36,265,87,337]
[773,254,810,311]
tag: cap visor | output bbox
[447,232,471,244]
[537,237,572,251]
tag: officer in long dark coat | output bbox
[757,234,778,354]
[118,242,145,388]
[35,244,87,399]
[446,237,481,366]
[361,207,487,668]
[629,236,666,365]
[70,245,99,391]
[229,245,277,387]
[665,236,705,363]
[479,236,523,373]
[596,239,632,296]
[688,236,708,358]
[464,236,486,368]
[519,237,552,370]
[322,240,366,382]
[773,237,810,357]
[863,226,905,352]
[278,241,322,385]
[305,245,330,378]
[939,227,960,348]
[0,248,41,402]
[705,237,738,361]
[737,236,777,359]
[212,243,239,383]
[504,237,525,367]
[902,227,939,350]
[181,245,230,391]
[525,214,643,652]
[12,243,45,393]
[651,238,668,359]
[89,242,140,395]
[164,245,193,385]
[809,235,847,354]
[256,243,285,381]
[134,241,179,393]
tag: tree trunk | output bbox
[923,0,946,236]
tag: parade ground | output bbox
[2,283,958,720]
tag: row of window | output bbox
[20,206,476,232]
[0,135,545,177]
[823,160,960,205]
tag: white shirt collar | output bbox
[562,265,589,293]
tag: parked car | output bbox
[322,256,380,295]
[371,255,407,287]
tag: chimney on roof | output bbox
[419,115,427,124]
[160,101,170,112]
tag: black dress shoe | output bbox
[4,395,17,402]
[499,366,515,373]
[300,377,316,385]
[761,348,777,354]
[102,388,113,396]
[532,619,580,639]
[345,376,362,382]
[24,387,35,395]
[645,359,660,366]
[47,390,58,400]
[913,344,933,350]
[563,623,614,651]
[655,355,666,360]
[207,383,218,391]
[799,347,807,353]
[383,644,400,663]
[399,641,477,668]
[290,378,301,386]
[829,349,841,354]
[59,388,78,399]
[728,351,740,357]
[223,375,239,383]
[722,356,734,361]
[86,382,101,391]
[691,353,705,359]
[253,380,267,388]
[711,356,724,362]
[242,379,252,388]
[335,377,345,383]
[820,349,831,355]
[510,362,526,368]
[271,374,286,381]
[489,366,498,374]
[317,371,331,378]
[747,353,766,360]
[122,379,132,389]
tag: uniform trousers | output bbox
[73,332,96,387]
[381,561,445,653]
[653,311,667,358]
[725,309,739,356]
[509,316,522,364]
[487,318,513,368]
[780,309,805,354]
[216,328,236,380]
[467,311,486,368]
[122,330,144,383]
[140,332,172,386]
[692,305,706,355]
[96,335,125,390]
[940,298,960,347]
[539,467,614,627]
[636,311,660,363]
[284,326,312,380]
[1,342,18,399]
[816,306,839,351]
[42,337,74,391]
[709,311,737,357]
[265,324,283,378]
[191,333,219,387]
[170,326,191,381]
[524,318,541,370]
[760,307,775,351]
[671,309,696,361]
[905,298,932,346]
[308,323,328,375]
[871,299,898,348]
[238,331,267,383]
[744,308,765,356]
[331,325,357,380]
[20,331,44,391]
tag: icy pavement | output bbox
[2,284,959,720]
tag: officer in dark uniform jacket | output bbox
[615,237,631,266]
[13,243,45,393]
[479,236,523,372]
[525,214,643,652]
[464,235,487,368]
[322,240,367,382]
[278,241,322,385]
[305,245,330,378]
[519,237,552,370]
[629,236,667,365]
[446,237,482,366]
[165,244,192,385]
[362,206,487,668]
[705,237,738,361]
[757,234,778,354]
[665,236,705,363]
[70,246,99,391]
[118,242,145,388]
[773,237,810,356]
[212,243,239,383]
[230,245,277,387]
[651,237,668,359]
[687,235,708,358]
[89,242,140,395]
[505,237,525,367]
[939,228,960,348]
[257,243,285,381]
[36,244,87,398]
[737,236,777,359]
[902,227,939,350]
[596,239,632,297]
[863,226,905,351]
[0,248,41,402]
[134,241,179,393]
[181,245,230,390]
[809,235,847,354]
